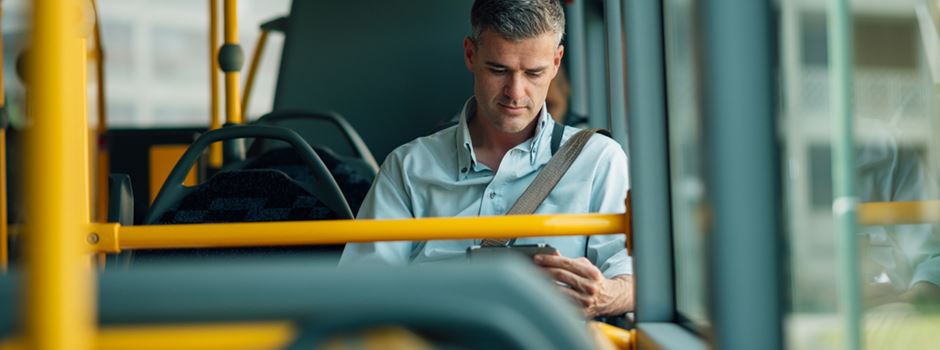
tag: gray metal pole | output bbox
[565,1,589,117]
[828,0,861,348]
[624,0,674,322]
[702,0,783,349]
[605,0,629,155]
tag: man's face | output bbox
[464,30,564,133]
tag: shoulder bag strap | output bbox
[481,124,609,247]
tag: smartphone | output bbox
[466,243,558,260]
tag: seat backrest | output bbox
[238,147,373,216]
[133,169,343,262]
[107,174,135,226]
[155,169,338,224]
[137,125,356,264]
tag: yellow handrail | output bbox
[78,199,940,254]
[208,0,222,167]
[240,29,268,116]
[222,0,242,124]
[26,0,95,348]
[858,200,940,226]
[88,213,627,253]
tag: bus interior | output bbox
[1,0,940,349]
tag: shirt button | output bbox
[461,167,468,173]
[489,192,496,199]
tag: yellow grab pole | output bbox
[90,0,108,269]
[240,29,268,116]
[26,0,94,348]
[90,0,109,224]
[222,0,243,124]
[208,0,222,167]
[92,213,626,252]
[0,0,7,273]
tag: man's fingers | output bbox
[545,267,597,295]
[535,254,603,281]
[559,285,592,307]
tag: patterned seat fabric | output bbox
[133,169,342,262]
[157,169,338,224]
[240,147,374,216]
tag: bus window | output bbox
[662,0,708,330]
[95,0,290,127]
[781,0,940,348]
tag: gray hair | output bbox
[470,0,565,46]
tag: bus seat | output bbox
[235,146,373,216]
[107,174,135,226]
[105,174,136,268]
[0,257,597,349]
[153,169,337,224]
[134,126,352,262]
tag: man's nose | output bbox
[503,75,526,102]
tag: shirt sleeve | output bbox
[338,154,415,266]
[912,256,940,288]
[586,138,632,279]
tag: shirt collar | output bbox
[454,97,554,180]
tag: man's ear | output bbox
[552,45,565,78]
[464,37,476,71]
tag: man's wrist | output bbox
[595,275,633,317]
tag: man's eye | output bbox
[526,72,543,78]
[489,68,507,75]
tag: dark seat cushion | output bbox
[156,169,339,224]
[133,169,343,263]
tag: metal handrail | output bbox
[209,0,223,167]
[222,0,243,125]
[89,212,628,253]
[26,0,95,347]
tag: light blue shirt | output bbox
[340,98,632,278]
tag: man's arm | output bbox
[534,253,634,317]
[542,136,632,317]
[338,155,415,266]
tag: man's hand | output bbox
[533,252,634,318]
[864,281,940,308]
[900,282,940,304]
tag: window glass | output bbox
[663,0,709,328]
[781,0,940,348]
[90,0,291,128]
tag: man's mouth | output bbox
[498,103,527,113]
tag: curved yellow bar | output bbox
[589,322,633,350]
[99,213,625,251]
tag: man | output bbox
[340,0,633,318]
